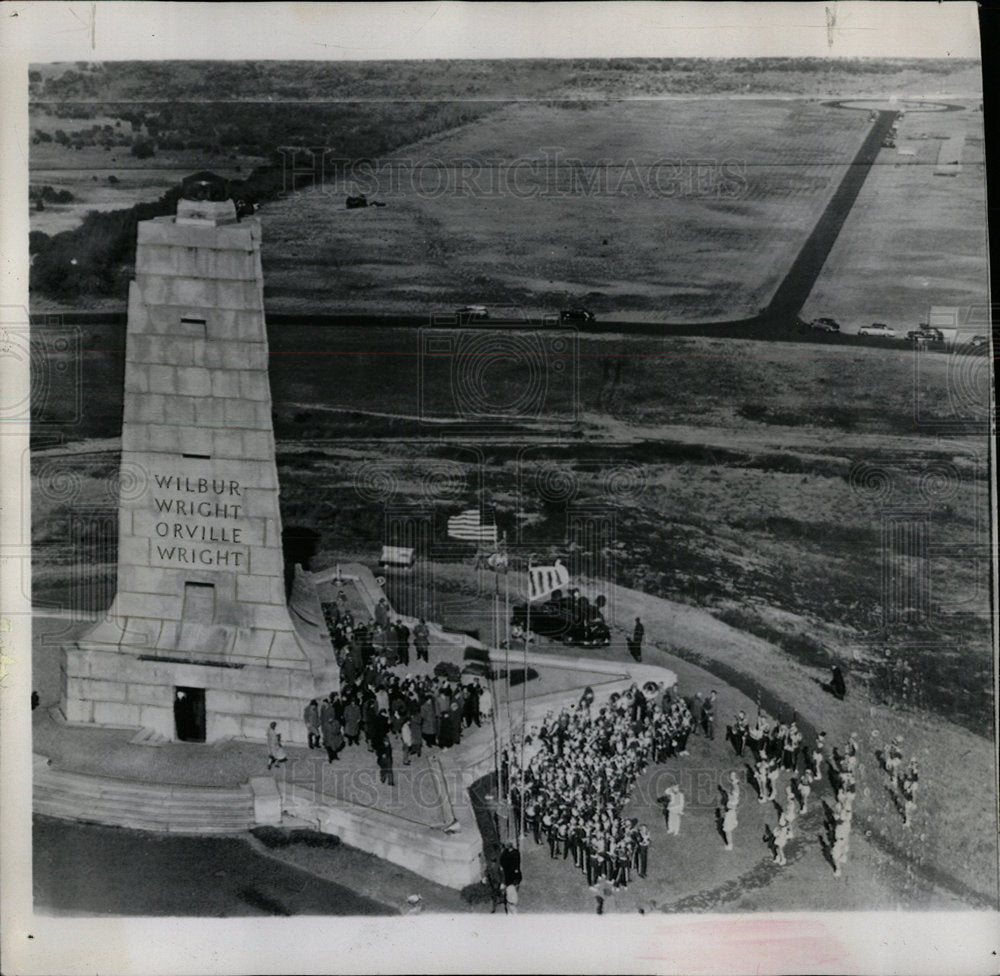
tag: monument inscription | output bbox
[146,473,249,569]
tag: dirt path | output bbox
[366,561,997,909]
[606,581,998,907]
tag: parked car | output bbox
[559,307,596,325]
[809,317,840,333]
[456,305,489,322]
[510,592,611,647]
[859,322,896,337]
[905,327,944,343]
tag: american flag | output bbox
[528,559,570,602]
[447,509,498,545]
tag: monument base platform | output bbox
[62,644,335,746]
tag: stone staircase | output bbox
[33,755,255,834]
[128,727,169,747]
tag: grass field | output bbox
[31,327,993,735]
[801,102,988,331]
[260,100,871,321]
[25,58,993,914]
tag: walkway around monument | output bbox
[35,565,676,888]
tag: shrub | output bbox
[738,402,768,422]
[250,825,291,848]
[460,880,494,905]
[251,825,341,849]
[288,828,341,848]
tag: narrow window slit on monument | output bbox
[182,581,216,625]
[182,453,212,460]
[180,315,208,338]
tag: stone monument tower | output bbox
[62,177,329,745]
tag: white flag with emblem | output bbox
[528,559,570,602]
[447,509,498,545]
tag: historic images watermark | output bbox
[279,760,752,817]
[277,146,749,200]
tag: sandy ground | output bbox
[259,100,869,320]
[32,579,991,914]
[800,102,988,331]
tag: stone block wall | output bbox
[66,208,328,742]
[63,646,321,745]
[285,787,484,889]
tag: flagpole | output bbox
[520,555,531,845]
[504,548,513,843]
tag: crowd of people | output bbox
[498,671,928,897]
[295,595,493,783]
[268,591,926,904]
[502,683,697,893]
[881,735,920,828]
[321,594,432,680]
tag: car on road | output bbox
[510,596,611,648]
[559,307,596,325]
[969,335,988,348]
[906,326,944,343]
[809,317,841,333]
[859,322,897,337]
[456,305,489,322]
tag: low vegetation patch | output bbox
[251,826,341,850]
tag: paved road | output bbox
[28,109,910,342]
[33,816,393,916]
[764,110,898,321]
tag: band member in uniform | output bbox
[811,732,826,779]
[731,710,748,756]
[665,784,685,836]
[636,823,651,879]
[795,769,813,814]
[773,815,791,866]
[722,805,738,851]
[901,759,919,826]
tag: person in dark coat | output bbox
[831,665,847,700]
[484,858,504,913]
[413,618,430,663]
[303,699,321,749]
[395,620,410,666]
[349,633,364,673]
[463,681,482,728]
[499,842,522,888]
[383,624,398,666]
[343,697,361,746]
[362,696,379,751]
[628,617,644,661]
[407,708,423,760]
[321,709,344,763]
[438,702,457,748]
[373,708,391,755]
[319,695,335,734]
[701,690,717,740]
[341,653,358,686]
[376,739,395,785]
[420,696,437,747]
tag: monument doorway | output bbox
[174,687,206,742]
